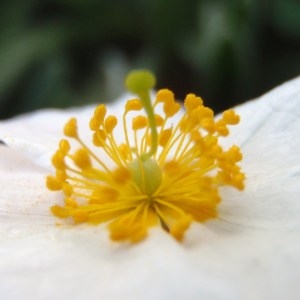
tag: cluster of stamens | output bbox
[46,70,245,243]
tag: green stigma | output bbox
[125,70,156,94]
[125,70,158,159]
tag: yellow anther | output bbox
[195,106,214,120]
[125,99,143,112]
[59,139,70,154]
[179,118,188,132]
[184,94,203,112]
[163,99,181,117]
[64,197,78,208]
[46,175,62,191]
[190,130,203,142]
[224,146,243,163]
[163,160,180,174]
[201,118,215,133]
[104,116,117,134]
[109,221,147,243]
[155,114,164,126]
[118,143,130,160]
[89,117,99,131]
[96,104,106,122]
[64,118,78,138]
[216,120,229,136]
[233,173,245,190]
[112,166,131,184]
[51,205,69,218]
[132,115,148,130]
[186,108,204,128]
[90,105,107,130]
[52,150,66,170]
[223,109,240,124]
[92,129,107,147]
[56,169,67,181]
[73,148,91,170]
[170,215,192,241]
[89,186,119,203]
[159,128,173,147]
[95,104,107,121]
[71,210,88,223]
[62,183,73,197]
[156,89,174,103]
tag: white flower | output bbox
[0,76,300,300]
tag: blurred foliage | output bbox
[0,0,299,119]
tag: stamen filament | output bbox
[156,199,186,216]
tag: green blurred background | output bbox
[0,0,299,119]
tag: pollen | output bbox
[47,69,245,243]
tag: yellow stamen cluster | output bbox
[46,70,245,243]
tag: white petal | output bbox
[0,146,59,237]
[0,224,299,299]
[218,76,300,230]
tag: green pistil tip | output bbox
[125,70,156,94]
[125,69,158,159]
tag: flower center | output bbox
[129,158,162,197]
[46,69,245,243]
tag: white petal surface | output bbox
[0,213,299,300]
[0,146,58,237]
[0,78,300,299]
[218,76,300,230]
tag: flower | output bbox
[46,70,244,243]
[0,75,300,299]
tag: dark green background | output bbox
[0,0,299,119]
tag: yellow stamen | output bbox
[64,118,78,138]
[47,69,245,243]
